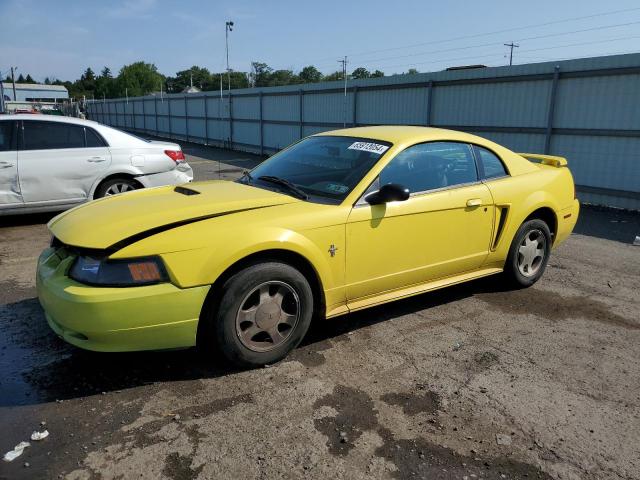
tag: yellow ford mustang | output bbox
[37,126,579,366]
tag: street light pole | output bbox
[225,21,234,93]
[338,56,348,127]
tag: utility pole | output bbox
[0,72,5,113]
[504,42,519,66]
[338,56,348,127]
[10,67,17,100]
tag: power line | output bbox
[309,18,640,71]
[363,33,640,72]
[286,6,640,67]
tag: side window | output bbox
[22,121,85,150]
[475,146,508,179]
[85,127,106,147]
[0,121,14,152]
[379,141,478,194]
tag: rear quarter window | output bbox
[475,146,508,179]
[85,127,107,147]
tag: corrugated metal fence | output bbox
[87,53,640,210]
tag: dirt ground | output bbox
[0,143,639,480]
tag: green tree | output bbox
[174,66,213,91]
[25,74,37,84]
[371,70,384,78]
[268,69,299,87]
[95,67,116,99]
[323,71,344,82]
[115,61,164,97]
[80,67,96,91]
[228,71,249,89]
[251,62,273,87]
[17,74,26,83]
[406,68,419,75]
[299,65,323,83]
[351,67,370,79]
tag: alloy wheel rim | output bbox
[517,229,546,277]
[235,281,300,352]
[105,183,134,196]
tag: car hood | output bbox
[49,181,299,251]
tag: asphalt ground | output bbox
[0,143,639,480]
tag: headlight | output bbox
[69,256,169,287]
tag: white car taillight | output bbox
[164,150,186,163]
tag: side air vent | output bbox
[174,186,200,196]
[491,206,509,251]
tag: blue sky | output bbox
[1,0,640,81]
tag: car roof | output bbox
[316,125,492,147]
[0,114,102,128]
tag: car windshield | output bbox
[239,136,392,203]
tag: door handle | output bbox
[87,157,106,163]
[0,162,14,169]
[466,198,482,207]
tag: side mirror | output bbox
[365,183,410,205]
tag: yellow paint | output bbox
[40,126,579,351]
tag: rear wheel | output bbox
[95,177,139,198]
[504,219,551,288]
[206,262,314,367]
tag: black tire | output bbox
[206,262,314,368]
[94,177,140,198]
[504,218,552,288]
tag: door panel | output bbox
[18,120,111,203]
[0,120,21,207]
[346,183,494,300]
[0,150,20,206]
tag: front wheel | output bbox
[504,219,552,288]
[207,262,314,367]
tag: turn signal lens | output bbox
[128,261,162,282]
[165,150,185,162]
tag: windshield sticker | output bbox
[326,183,349,193]
[348,142,389,155]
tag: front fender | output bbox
[111,216,346,307]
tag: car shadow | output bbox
[0,212,59,228]
[574,204,640,244]
[0,276,509,408]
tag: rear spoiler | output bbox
[518,153,568,167]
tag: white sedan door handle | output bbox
[87,157,106,163]
[0,162,14,169]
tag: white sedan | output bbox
[0,114,193,215]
